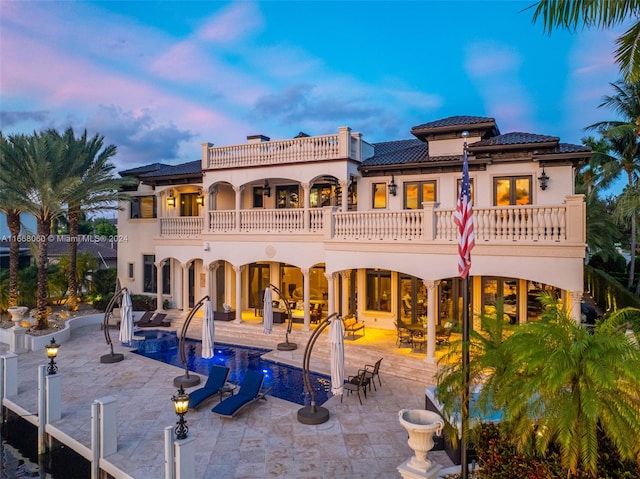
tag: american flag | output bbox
[454,148,475,278]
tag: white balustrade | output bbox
[159,217,204,238]
[240,209,305,232]
[334,210,424,241]
[208,211,236,232]
[206,134,342,169]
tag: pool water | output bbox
[131,331,332,406]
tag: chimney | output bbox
[247,134,270,144]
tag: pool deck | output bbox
[1,313,456,478]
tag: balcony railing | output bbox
[160,196,585,245]
[160,217,203,238]
[204,127,367,169]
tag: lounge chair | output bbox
[211,369,269,418]
[136,312,170,328]
[133,311,154,325]
[188,366,231,410]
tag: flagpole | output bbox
[458,131,471,479]
[461,275,470,479]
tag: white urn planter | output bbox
[8,306,28,327]
[398,409,444,479]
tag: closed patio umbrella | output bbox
[118,289,134,344]
[329,316,345,396]
[263,287,273,335]
[202,299,215,359]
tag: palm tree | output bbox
[587,80,640,289]
[0,132,85,328]
[472,295,640,477]
[46,128,128,311]
[528,0,640,82]
[0,133,28,308]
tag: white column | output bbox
[164,426,175,479]
[1,353,18,398]
[209,262,220,308]
[302,182,310,231]
[302,268,310,331]
[156,260,164,311]
[175,436,196,479]
[340,270,351,316]
[38,365,46,455]
[182,263,190,312]
[326,272,336,317]
[45,373,62,422]
[96,396,118,457]
[424,280,439,364]
[91,402,99,479]
[340,180,349,212]
[234,265,243,324]
[569,290,583,323]
[233,186,242,231]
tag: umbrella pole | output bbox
[267,284,297,351]
[100,288,126,364]
[173,296,208,388]
[297,313,340,425]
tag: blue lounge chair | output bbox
[211,369,269,418]
[188,366,231,410]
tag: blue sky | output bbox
[0,1,625,193]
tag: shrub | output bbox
[589,251,627,275]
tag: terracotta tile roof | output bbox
[469,132,559,147]
[140,160,202,178]
[119,163,172,177]
[362,139,428,166]
[412,115,496,131]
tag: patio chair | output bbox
[136,312,170,328]
[394,322,412,347]
[310,303,323,324]
[212,369,270,418]
[363,358,382,391]
[188,366,231,410]
[342,370,370,405]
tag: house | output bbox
[116,115,590,362]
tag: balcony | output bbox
[159,195,585,246]
[203,127,373,169]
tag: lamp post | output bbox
[46,337,60,375]
[172,385,190,440]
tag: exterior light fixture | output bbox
[196,191,204,206]
[389,176,398,196]
[263,180,271,197]
[46,337,60,375]
[172,385,190,440]
[167,190,176,207]
[538,167,549,190]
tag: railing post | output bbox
[338,126,351,158]
[164,426,175,479]
[201,142,212,169]
[324,206,337,240]
[91,402,100,479]
[96,396,118,457]
[564,195,585,244]
[422,202,439,241]
[37,365,46,455]
[1,353,18,399]
[174,436,196,479]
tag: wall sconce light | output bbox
[196,191,204,205]
[389,175,398,196]
[167,190,176,207]
[46,337,60,375]
[263,180,271,197]
[538,167,549,190]
[172,385,190,440]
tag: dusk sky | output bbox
[0,1,626,194]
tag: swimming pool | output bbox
[131,330,332,406]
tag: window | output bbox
[179,193,200,216]
[494,176,532,206]
[404,181,436,209]
[248,263,270,308]
[130,196,156,219]
[162,262,171,295]
[310,183,335,208]
[366,269,391,312]
[143,255,156,293]
[482,277,518,324]
[456,178,475,205]
[372,183,387,209]
[127,263,134,279]
[253,186,264,208]
[276,185,299,209]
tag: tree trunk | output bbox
[6,209,21,307]
[628,205,637,290]
[67,206,79,311]
[35,218,51,329]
